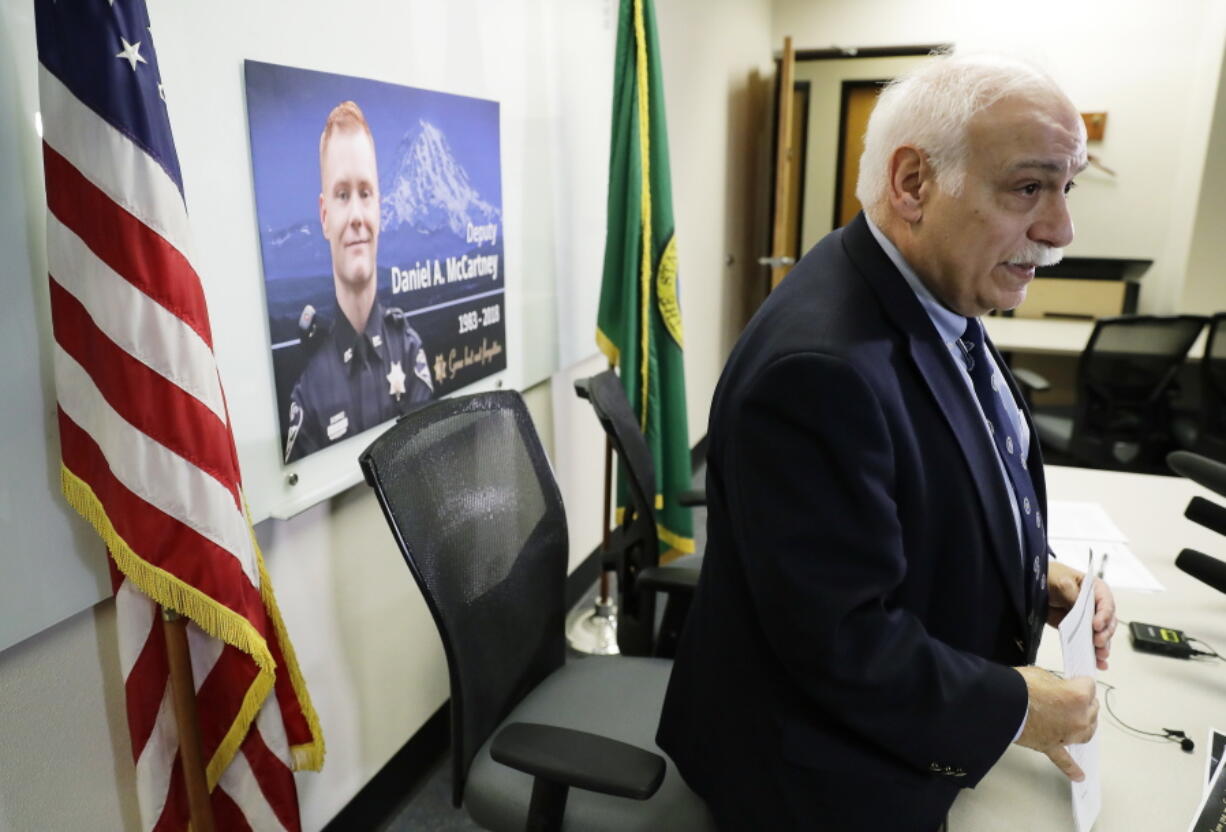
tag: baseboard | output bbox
[322,701,451,831]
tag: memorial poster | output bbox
[243,60,506,463]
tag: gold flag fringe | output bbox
[656,524,695,560]
[60,465,324,786]
[245,502,325,771]
[596,327,621,368]
[612,505,695,563]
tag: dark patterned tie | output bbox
[961,318,1047,653]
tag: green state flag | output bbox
[597,0,693,563]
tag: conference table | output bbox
[949,464,1226,831]
[982,316,1210,359]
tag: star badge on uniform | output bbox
[386,360,407,400]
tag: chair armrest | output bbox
[490,722,665,800]
[1011,367,1050,393]
[637,564,700,595]
[677,488,707,507]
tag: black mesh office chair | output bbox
[359,391,713,832]
[576,371,702,658]
[1025,315,1206,471]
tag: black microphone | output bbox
[1186,496,1226,539]
[1175,548,1226,596]
[1168,451,1226,500]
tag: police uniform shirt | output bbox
[284,299,433,462]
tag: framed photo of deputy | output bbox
[243,60,507,464]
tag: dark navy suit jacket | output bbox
[657,213,1048,831]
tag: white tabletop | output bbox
[983,316,1209,359]
[949,465,1226,831]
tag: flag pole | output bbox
[599,430,614,606]
[162,608,216,832]
[564,368,621,656]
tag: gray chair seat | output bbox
[467,656,714,832]
[1032,412,1074,452]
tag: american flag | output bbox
[34,1,324,829]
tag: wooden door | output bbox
[767,37,797,289]
[834,82,880,228]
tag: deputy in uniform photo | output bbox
[284,100,434,463]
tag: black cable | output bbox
[1041,617,1210,754]
[1098,680,1195,752]
[1187,636,1224,661]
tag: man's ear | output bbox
[319,193,327,236]
[887,145,929,224]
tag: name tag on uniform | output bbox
[327,411,349,441]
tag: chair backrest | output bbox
[1072,314,1206,462]
[1203,313,1226,445]
[576,370,661,655]
[359,391,568,806]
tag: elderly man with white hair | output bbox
[657,53,1118,830]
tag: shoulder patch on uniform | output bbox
[415,348,433,391]
[284,400,303,463]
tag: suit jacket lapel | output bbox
[840,214,1027,626]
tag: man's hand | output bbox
[1013,666,1098,781]
[1045,559,1119,670]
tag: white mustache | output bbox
[1007,242,1063,268]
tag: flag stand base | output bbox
[566,596,619,655]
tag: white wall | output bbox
[0,1,773,830]
[0,602,142,831]
[772,0,1226,314]
[257,489,451,826]
[1181,41,1226,314]
[548,2,618,370]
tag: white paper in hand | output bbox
[1060,555,1102,832]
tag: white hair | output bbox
[855,53,1072,223]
